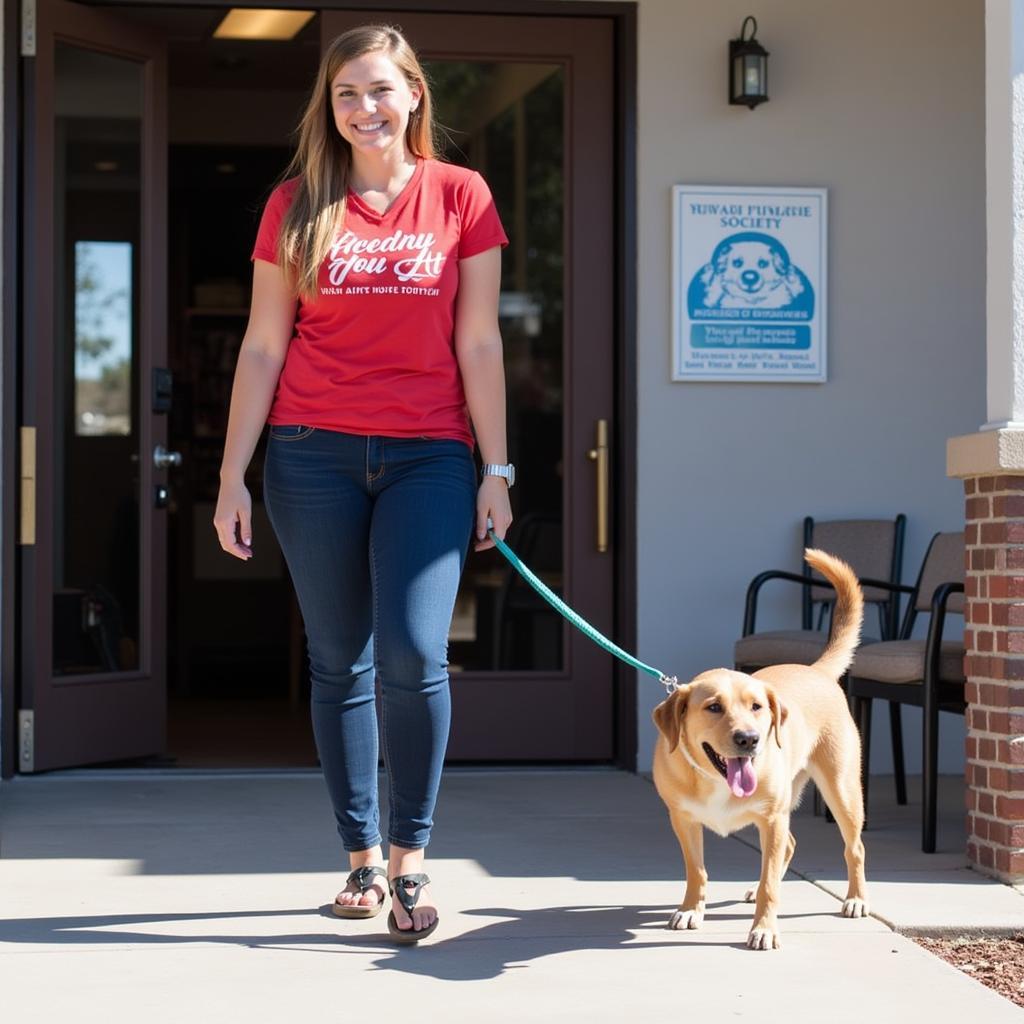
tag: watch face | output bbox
[507,464,516,487]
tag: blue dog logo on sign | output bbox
[688,232,814,317]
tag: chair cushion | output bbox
[735,630,879,669]
[849,639,965,684]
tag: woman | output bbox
[213,24,513,943]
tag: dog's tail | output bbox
[805,548,864,679]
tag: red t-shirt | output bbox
[251,158,508,447]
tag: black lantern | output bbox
[729,16,769,109]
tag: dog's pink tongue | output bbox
[726,757,757,797]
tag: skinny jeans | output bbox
[263,425,476,851]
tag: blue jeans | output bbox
[263,426,476,851]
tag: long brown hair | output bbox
[276,24,437,298]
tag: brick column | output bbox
[946,0,1024,883]
[961,473,1024,881]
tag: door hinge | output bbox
[18,711,34,772]
[20,0,36,57]
[20,426,35,546]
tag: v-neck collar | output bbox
[346,158,424,225]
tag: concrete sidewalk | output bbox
[1,769,1022,1023]
[788,772,1024,935]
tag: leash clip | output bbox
[660,674,680,694]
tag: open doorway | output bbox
[166,138,316,768]
[34,2,615,771]
[139,8,322,767]
[149,7,585,768]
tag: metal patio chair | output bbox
[734,515,907,813]
[735,516,907,668]
[846,531,965,853]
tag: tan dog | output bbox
[651,549,869,951]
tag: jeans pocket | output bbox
[269,424,316,442]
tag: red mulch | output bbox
[915,933,1024,1009]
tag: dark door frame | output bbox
[2,0,20,778]
[0,0,638,777]
[11,0,169,773]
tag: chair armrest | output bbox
[743,570,815,636]
[851,578,916,641]
[846,577,916,596]
[741,571,913,637]
[924,582,965,688]
[930,581,965,618]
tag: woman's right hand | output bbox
[213,478,254,560]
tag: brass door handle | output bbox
[587,419,609,553]
[20,426,36,546]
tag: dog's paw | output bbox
[743,887,757,903]
[841,897,869,918]
[747,923,781,950]
[668,908,703,930]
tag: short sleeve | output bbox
[457,171,509,260]
[251,180,297,265]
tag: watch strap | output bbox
[481,463,515,487]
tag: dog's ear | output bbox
[652,686,690,752]
[765,687,788,748]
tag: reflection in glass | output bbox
[75,240,132,436]
[53,44,142,675]
[427,61,565,672]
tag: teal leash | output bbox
[487,527,679,694]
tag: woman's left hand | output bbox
[474,476,513,551]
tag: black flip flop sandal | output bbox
[332,865,388,919]
[387,873,438,943]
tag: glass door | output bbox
[322,11,616,760]
[19,0,168,770]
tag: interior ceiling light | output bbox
[213,9,314,41]
[94,160,119,172]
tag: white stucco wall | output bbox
[620,0,985,774]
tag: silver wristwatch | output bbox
[482,463,516,488]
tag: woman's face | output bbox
[330,50,422,159]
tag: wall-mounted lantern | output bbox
[729,16,769,109]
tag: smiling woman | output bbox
[213,22,513,946]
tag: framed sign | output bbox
[672,185,828,383]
